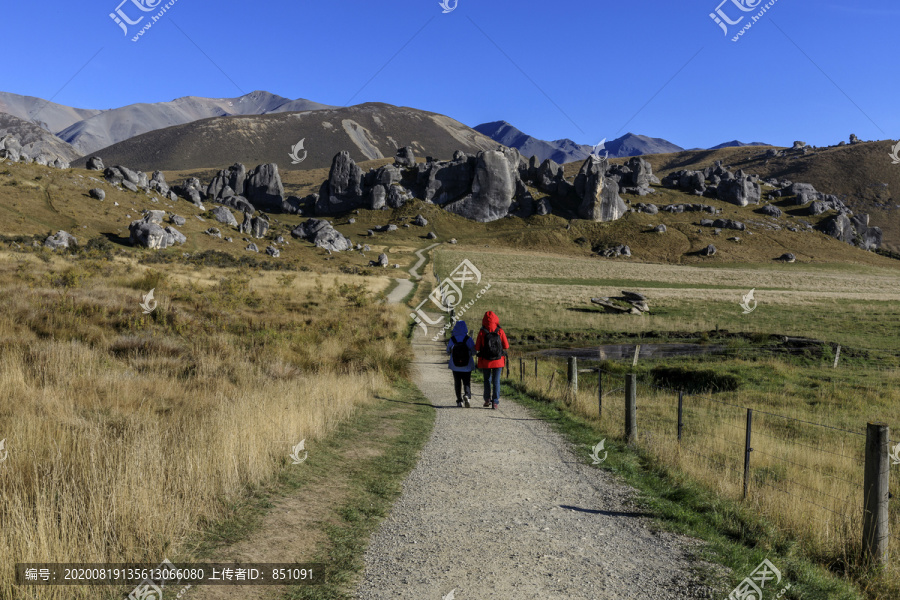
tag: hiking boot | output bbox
[457,401,463,407]
[491,403,497,410]
[483,400,491,408]
[464,397,471,408]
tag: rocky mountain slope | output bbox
[0,113,81,163]
[72,103,501,171]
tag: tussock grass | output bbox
[0,251,410,600]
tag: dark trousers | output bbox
[453,371,472,402]
[482,367,502,403]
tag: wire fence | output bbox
[503,351,898,569]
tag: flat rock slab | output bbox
[355,323,717,599]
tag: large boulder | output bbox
[210,206,238,227]
[758,204,782,218]
[43,230,77,250]
[291,218,352,252]
[574,156,627,222]
[207,163,247,199]
[422,156,474,205]
[444,150,517,223]
[394,146,416,167]
[129,214,184,249]
[239,213,270,238]
[536,158,564,194]
[717,174,761,207]
[245,163,284,212]
[626,156,653,188]
[315,151,364,215]
[387,184,412,208]
[86,157,104,171]
[781,182,819,205]
[369,184,386,210]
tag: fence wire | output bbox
[514,353,899,563]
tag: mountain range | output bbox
[0,90,334,155]
[472,120,769,163]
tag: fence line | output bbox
[505,354,896,567]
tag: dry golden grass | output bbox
[0,251,410,600]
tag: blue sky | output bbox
[4,0,899,149]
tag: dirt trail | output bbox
[353,322,718,599]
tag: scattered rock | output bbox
[413,214,428,227]
[89,188,105,201]
[86,157,104,171]
[169,214,186,226]
[426,232,437,240]
[652,224,667,233]
[266,246,280,258]
[246,243,259,252]
[777,253,796,262]
[701,244,717,256]
[206,227,222,238]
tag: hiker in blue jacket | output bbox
[446,320,476,407]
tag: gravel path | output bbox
[386,278,413,304]
[409,242,441,280]
[354,324,718,599]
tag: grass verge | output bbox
[282,379,434,599]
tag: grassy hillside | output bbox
[563,141,900,251]
[1,159,897,272]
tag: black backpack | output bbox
[480,327,504,361]
[451,336,471,367]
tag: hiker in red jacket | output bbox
[474,311,509,409]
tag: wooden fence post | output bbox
[743,408,753,500]
[568,357,578,394]
[534,357,538,378]
[677,391,684,442]
[519,358,524,381]
[863,422,890,566]
[833,344,842,369]
[632,344,641,368]
[547,371,555,393]
[625,373,637,444]
[597,370,603,420]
